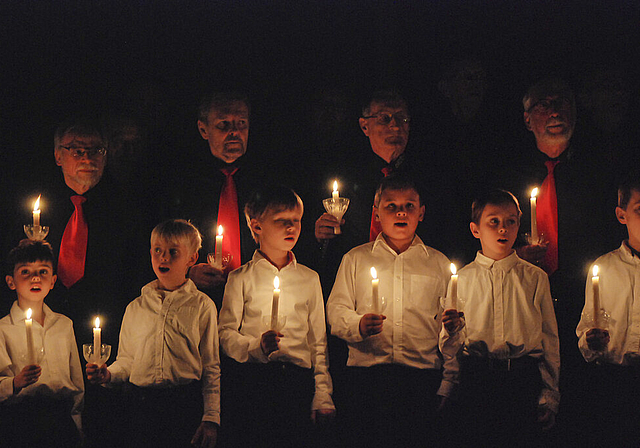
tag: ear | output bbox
[470,222,481,239]
[616,206,627,225]
[523,111,532,131]
[5,275,15,290]
[197,120,209,140]
[373,206,380,222]
[54,149,63,166]
[50,274,57,290]
[250,218,262,236]
[359,117,370,136]
[187,252,199,268]
[418,205,425,222]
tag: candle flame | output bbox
[26,308,32,320]
[450,263,457,275]
[370,267,377,279]
[217,225,223,236]
[273,276,280,290]
[94,317,100,329]
[33,195,41,212]
[333,180,338,193]
[592,265,599,277]
[531,188,538,199]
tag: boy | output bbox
[575,172,640,445]
[218,186,335,448]
[86,219,220,448]
[445,189,559,446]
[0,240,84,447]
[326,175,460,448]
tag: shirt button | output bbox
[395,322,401,326]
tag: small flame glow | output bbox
[531,188,538,199]
[274,276,280,290]
[450,263,457,275]
[217,225,223,236]
[94,317,100,329]
[370,267,377,279]
[33,195,41,212]
[592,265,599,277]
[26,308,32,320]
[333,180,338,193]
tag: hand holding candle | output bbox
[93,317,101,364]
[592,265,600,328]
[270,276,280,330]
[370,267,380,314]
[530,188,538,243]
[25,308,36,365]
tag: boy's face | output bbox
[616,189,640,252]
[375,188,424,249]
[251,205,303,255]
[470,202,520,261]
[5,261,56,303]
[150,237,198,291]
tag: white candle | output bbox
[93,317,101,364]
[332,180,340,202]
[370,267,379,314]
[530,188,538,243]
[271,276,280,330]
[32,195,41,227]
[215,225,224,267]
[25,308,36,365]
[449,263,458,309]
[592,265,600,328]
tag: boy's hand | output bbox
[315,213,344,241]
[442,309,464,333]
[359,313,386,338]
[191,421,218,448]
[86,363,111,384]
[537,407,556,431]
[586,328,610,352]
[516,244,547,266]
[261,330,283,355]
[188,263,226,289]
[311,408,336,425]
[13,364,41,392]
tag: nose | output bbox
[396,206,407,216]
[498,225,507,234]
[159,250,169,261]
[31,273,41,281]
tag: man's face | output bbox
[54,133,107,195]
[524,95,576,153]
[198,101,249,164]
[375,188,424,251]
[359,102,409,164]
[470,203,520,261]
[617,190,640,253]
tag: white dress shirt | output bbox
[456,251,560,413]
[326,234,460,397]
[577,242,640,365]
[218,250,334,411]
[108,279,220,424]
[0,301,84,430]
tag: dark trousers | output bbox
[220,359,314,448]
[338,364,442,448]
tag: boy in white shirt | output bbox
[326,175,460,448]
[218,185,335,448]
[445,189,559,446]
[575,172,640,445]
[0,240,84,447]
[86,219,220,448]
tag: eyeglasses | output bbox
[60,146,107,158]
[362,112,411,126]
[527,97,572,113]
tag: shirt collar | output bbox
[620,241,640,265]
[252,250,297,270]
[474,250,519,272]
[371,233,429,256]
[10,301,55,326]
[145,278,198,298]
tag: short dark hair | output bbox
[7,240,56,275]
[523,78,575,112]
[244,186,303,242]
[362,90,408,117]
[151,219,203,254]
[471,189,522,224]
[198,91,250,123]
[54,118,107,150]
[618,171,640,209]
[374,175,422,207]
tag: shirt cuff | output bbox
[311,391,335,411]
[248,337,269,363]
[539,388,560,414]
[436,379,455,398]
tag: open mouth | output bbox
[158,267,170,273]
[30,286,42,292]
[498,238,508,243]
[394,222,408,227]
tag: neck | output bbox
[64,179,92,195]
[18,300,44,325]
[259,249,290,270]
[383,234,413,254]
[537,140,569,159]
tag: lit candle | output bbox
[270,276,280,330]
[370,267,379,314]
[449,263,458,309]
[25,308,36,365]
[215,225,224,267]
[332,180,340,202]
[592,265,600,328]
[32,195,41,227]
[530,188,538,243]
[93,317,101,364]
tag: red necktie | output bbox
[219,167,241,271]
[58,195,88,288]
[369,166,393,241]
[537,160,559,274]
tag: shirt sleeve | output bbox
[199,298,221,424]
[0,330,16,401]
[326,253,365,343]
[535,273,561,414]
[306,275,335,411]
[107,304,135,384]
[68,323,85,431]
[218,271,268,363]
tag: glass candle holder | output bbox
[23,225,49,241]
[323,197,350,234]
[83,343,111,366]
